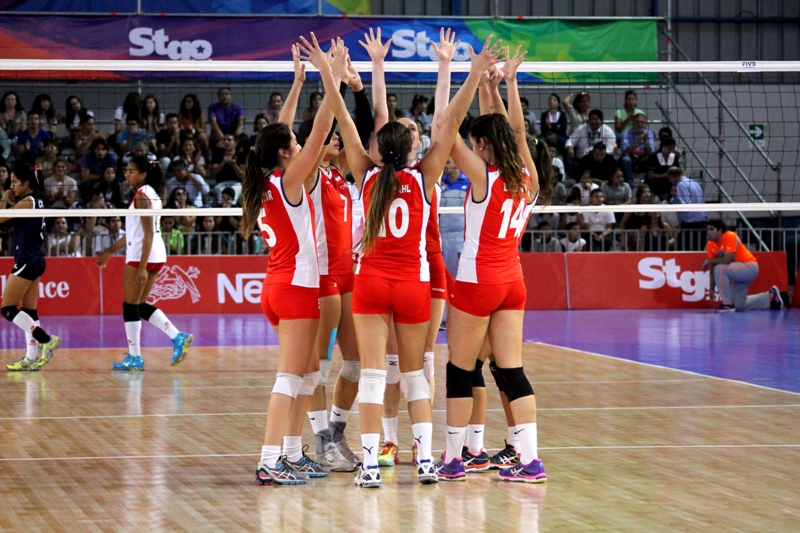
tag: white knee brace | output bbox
[339,360,361,383]
[400,369,432,402]
[298,371,321,396]
[318,359,332,386]
[358,368,387,405]
[272,373,304,399]
[423,352,435,380]
[386,354,400,384]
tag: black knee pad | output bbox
[139,302,157,321]
[489,361,505,392]
[446,362,474,399]
[1,305,19,322]
[472,359,486,388]
[497,366,534,403]
[21,308,38,321]
[122,302,141,323]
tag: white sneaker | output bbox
[337,434,362,466]
[417,459,439,485]
[318,441,357,472]
[354,465,381,488]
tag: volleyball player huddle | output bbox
[245,28,552,487]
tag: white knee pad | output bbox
[358,368,387,405]
[272,373,304,399]
[299,371,321,396]
[423,351,435,380]
[400,369,432,402]
[386,354,400,384]
[319,359,332,386]
[340,360,361,383]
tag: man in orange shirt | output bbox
[701,219,783,312]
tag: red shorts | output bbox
[449,279,527,317]
[319,272,355,298]
[352,275,431,324]
[261,282,320,327]
[428,252,447,300]
[126,261,165,272]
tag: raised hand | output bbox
[430,27,460,62]
[487,64,504,90]
[291,44,306,84]
[468,34,502,75]
[297,33,330,72]
[346,56,363,90]
[501,45,527,79]
[331,38,349,82]
[359,27,391,62]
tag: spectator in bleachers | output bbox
[519,97,538,136]
[174,136,206,178]
[35,139,59,178]
[43,158,76,209]
[657,126,681,154]
[166,186,196,234]
[79,187,112,239]
[558,194,585,230]
[601,169,632,208]
[64,95,93,139]
[614,90,644,136]
[565,109,616,179]
[547,142,565,183]
[177,94,208,153]
[47,216,82,257]
[156,113,183,166]
[74,115,103,158]
[215,186,240,238]
[167,160,208,208]
[442,156,470,191]
[386,93,404,122]
[562,90,590,131]
[0,162,9,192]
[121,141,158,174]
[646,136,679,200]
[92,216,125,257]
[113,92,141,134]
[30,94,58,137]
[619,184,674,251]
[560,222,587,252]
[117,117,153,156]
[408,94,430,130]
[583,188,615,251]
[533,221,561,252]
[301,91,322,123]
[80,138,117,184]
[620,113,655,185]
[160,216,184,255]
[94,164,125,208]
[210,133,245,185]
[141,94,164,135]
[264,92,283,125]
[208,87,244,142]
[250,113,268,148]
[570,170,599,205]
[0,126,9,161]
[668,166,707,251]
[193,216,227,255]
[16,112,51,163]
[579,142,617,184]
[539,93,568,150]
[416,119,431,160]
[0,91,26,138]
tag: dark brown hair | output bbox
[469,114,527,200]
[526,136,553,203]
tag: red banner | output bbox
[520,253,568,310]
[0,257,101,315]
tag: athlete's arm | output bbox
[96,236,127,267]
[278,45,305,128]
[430,27,457,143]
[360,28,391,161]
[702,251,735,271]
[134,192,154,286]
[0,193,32,224]
[481,67,507,118]
[502,46,539,200]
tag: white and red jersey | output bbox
[457,164,536,284]
[425,183,442,253]
[357,165,430,281]
[309,165,353,275]
[257,170,319,287]
[126,184,167,264]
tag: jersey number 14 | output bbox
[498,199,528,239]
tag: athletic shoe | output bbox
[499,458,547,483]
[285,446,330,478]
[34,334,60,370]
[770,286,784,310]
[354,464,381,488]
[378,441,398,467]
[411,442,418,465]
[714,304,736,313]
[317,440,357,472]
[488,440,519,469]
[462,446,491,472]
[112,353,145,371]
[329,421,362,466]
[417,459,439,484]
[6,356,39,372]
[435,456,466,481]
[255,456,309,485]
[170,332,193,366]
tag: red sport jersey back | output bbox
[309,165,353,276]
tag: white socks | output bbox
[148,309,179,339]
[330,405,349,424]
[25,320,39,361]
[514,422,538,464]
[308,410,328,434]
[445,426,467,462]
[283,436,303,463]
[261,445,281,469]
[124,321,142,356]
[508,426,521,451]
[466,424,485,453]
[382,416,398,444]
[361,433,381,467]
[411,422,432,463]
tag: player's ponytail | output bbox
[469,114,526,200]
[241,123,292,239]
[526,137,553,203]
[130,156,163,191]
[361,122,412,253]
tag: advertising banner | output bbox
[520,253,568,310]
[0,0,369,15]
[0,257,101,315]
[0,16,658,82]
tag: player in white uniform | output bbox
[97,156,193,370]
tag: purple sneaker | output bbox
[435,456,466,482]
[499,458,546,483]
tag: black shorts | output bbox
[11,261,46,281]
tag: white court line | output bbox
[3,404,800,421]
[535,341,800,398]
[2,443,800,462]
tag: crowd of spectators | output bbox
[0,85,706,257]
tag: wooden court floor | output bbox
[1,343,800,532]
